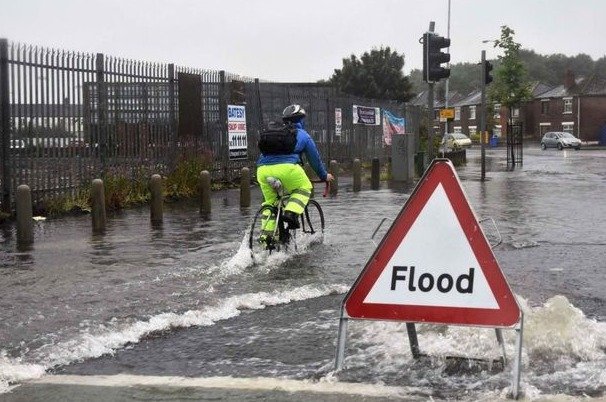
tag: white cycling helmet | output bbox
[282,104,306,122]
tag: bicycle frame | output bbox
[250,179,327,255]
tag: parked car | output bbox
[541,132,581,150]
[442,133,472,150]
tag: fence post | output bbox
[0,39,11,213]
[150,174,163,224]
[219,71,228,181]
[240,167,251,208]
[353,158,361,192]
[96,53,107,174]
[168,64,177,170]
[329,160,339,196]
[91,179,107,232]
[255,78,263,127]
[199,170,211,214]
[16,185,33,245]
[326,95,332,164]
[371,157,380,190]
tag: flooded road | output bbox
[1,147,605,400]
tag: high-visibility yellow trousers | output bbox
[256,163,312,235]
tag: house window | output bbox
[562,122,574,134]
[539,122,551,136]
[468,126,477,137]
[512,107,519,118]
[455,107,461,121]
[541,100,549,114]
[454,126,462,134]
[563,97,573,114]
[469,106,476,120]
[493,103,501,119]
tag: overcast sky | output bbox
[1,0,604,82]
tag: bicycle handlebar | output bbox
[310,180,330,198]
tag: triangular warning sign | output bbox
[344,159,520,327]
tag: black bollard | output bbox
[91,179,107,233]
[371,158,380,190]
[353,158,361,192]
[199,170,211,214]
[150,174,163,224]
[16,185,33,245]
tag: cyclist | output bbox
[256,104,334,246]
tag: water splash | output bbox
[0,283,349,394]
[339,295,606,398]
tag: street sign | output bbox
[344,159,520,327]
[440,108,455,120]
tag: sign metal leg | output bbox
[335,311,348,370]
[406,322,421,359]
[495,328,507,366]
[511,313,524,399]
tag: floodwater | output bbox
[0,147,605,401]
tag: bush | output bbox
[165,150,213,199]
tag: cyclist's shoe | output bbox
[280,230,291,245]
[282,211,300,229]
[258,234,275,251]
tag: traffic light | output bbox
[423,32,451,82]
[484,60,493,85]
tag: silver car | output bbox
[540,131,581,150]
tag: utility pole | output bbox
[426,21,435,162]
[443,0,451,155]
[480,50,493,181]
[480,50,486,181]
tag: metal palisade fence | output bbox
[0,38,421,212]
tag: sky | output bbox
[1,0,604,82]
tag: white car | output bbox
[442,133,472,150]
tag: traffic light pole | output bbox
[422,21,450,166]
[427,82,434,162]
[480,50,486,181]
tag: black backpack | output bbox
[258,122,298,155]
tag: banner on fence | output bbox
[227,105,248,160]
[353,105,380,126]
[335,108,342,137]
[382,110,406,146]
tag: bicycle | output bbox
[248,178,328,259]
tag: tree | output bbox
[489,25,533,126]
[593,56,606,77]
[330,47,414,102]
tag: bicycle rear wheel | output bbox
[249,205,279,257]
[299,199,325,245]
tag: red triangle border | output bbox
[344,159,520,327]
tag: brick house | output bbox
[494,82,553,139]
[409,72,606,144]
[449,90,481,137]
[525,71,606,142]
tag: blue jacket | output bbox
[257,121,328,181]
